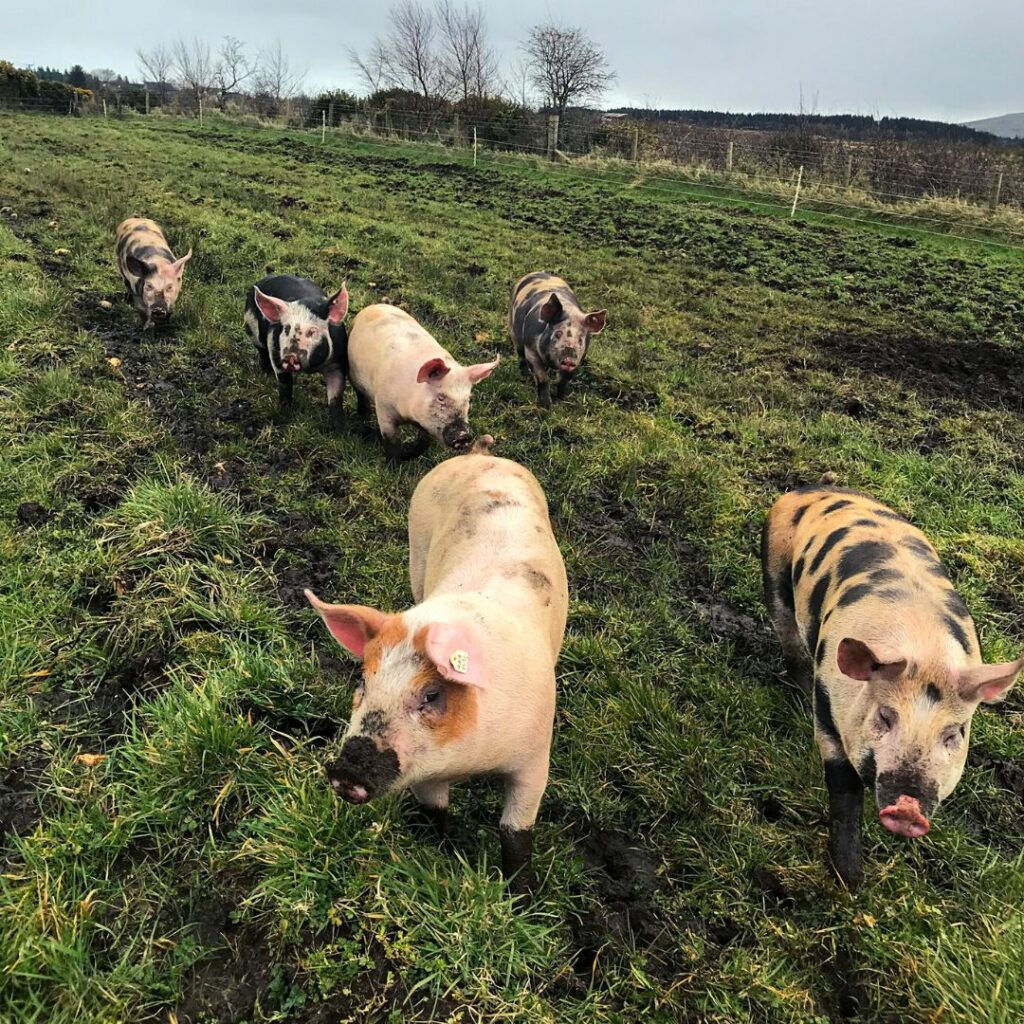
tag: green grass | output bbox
[1,112,1023,1023]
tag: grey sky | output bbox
[7,0,1021,122]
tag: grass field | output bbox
[1,113,1024,1024]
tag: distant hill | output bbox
[962,113,1024,139]
[607,107,1002,144]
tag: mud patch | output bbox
[815,330,1024,413]
[16,501,51,526]
[0,750,48,850]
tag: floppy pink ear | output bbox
[423,622,485,687]
[254,286,289,323]
[465,356,499,383]
[837,638,907,683]
[417,358,450,383]
[584,309,606,334]
[171,248,193,277]
[305,589,389,659]
[326,283,348,324]
[957,653,1024,703]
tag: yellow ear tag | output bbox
[450,649,470,674]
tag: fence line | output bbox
[3,100,1023,249]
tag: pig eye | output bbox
[874,706,898,733]
[419,686,443,711]
[283,325,291,336]
[942,723,966,750]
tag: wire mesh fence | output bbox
[3,97,1023,248]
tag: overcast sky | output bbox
[7,0,1021,122]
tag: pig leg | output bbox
[555,369,576,400]
[275,371,294,409]
[499,757,549,896]
[523,346,552,409]
[383,428,431,462]
[816,723,864,890]
[323,364,345,433]
[258,347,272,376]
[410,779,450,841]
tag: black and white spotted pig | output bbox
[508,271,606,408]
[244,275,349,432]
[762,485,1023,889]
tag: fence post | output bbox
[102,98,108,120]
[145,89,150,115]
[547,115,559,160]
[198,96,203,127]
[844,153,853,189]
[632,127,640,165]
[726,140,733,172]
[990,170,1004,210]
[790,165,804,218]
[322,109,326,144]
[473,127,478,167]
[68,97,73,116]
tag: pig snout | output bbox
[325,736,400,803]
[879,795,930,838]
[280,351,302,373]
[441,420,473,451]
[150,305,169,320]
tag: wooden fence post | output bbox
[844,153,853,189]
[102,98,108,120]
[547,115,559,160]
[198,96,203,127]
[726,140,733,172]
[632,127,640,164]
[145,89,150,115]
[790,165,804,218]
[322,109,326,144]
[990,170,1004,210]
[473,127,478,167]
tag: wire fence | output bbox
[3,96,1024,248]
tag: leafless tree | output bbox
[521,23,615,123]
[171,37,216,106]
[136,44,173,91]
[253,39,307,108]
[213,36,253,110]
[503,57,536,111]
[436,1,497,107]
[351,0,449,107]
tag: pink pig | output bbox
[306,438,567,893]
[346,303,499,460]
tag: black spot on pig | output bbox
[822,500,853,515]
[837,540,896,582]
[814,681,840,744]
[925,683,942,704]
[836,582,872,608]
[360,710,388,738]
[805,572,832,653]
[857,750,877,791]
[944,615,974,656]
[809,526,851,575]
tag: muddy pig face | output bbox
[413,356,499,451]
[254,285,348,373]
[837,638,1023,838]
[307,591,484,801]
[127,250,192,321]
[538,293,605,373]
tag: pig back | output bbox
[409,452,568,658]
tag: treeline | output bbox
[608,107,1003,145]
[0,62,93,112]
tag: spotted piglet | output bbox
[762,485,1023,889]
[116,218,192,330]
[306,438,568,894]
[347,303,499,461]
[244,275,349,432]
[508,271,606,408]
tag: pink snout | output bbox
[280,353,301,373]
[330,778,370,803]
[559,358,577,372]
[879,795,930,839]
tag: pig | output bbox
[762,484,1023,889]
[115,218,192,330]
[244,275,349,432]
[306,437,568,894]
[346,303,499,461]
[508,271,606,408]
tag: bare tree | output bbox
[253,39,307,111]
[521,23,615,125]
[136,44,173,91]
[171,37,215,106]
[352,1,449,108]
[436,1,497,108]
[503,57,536,111]
[213,36,253,110]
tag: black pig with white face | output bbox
[244,274,349,431]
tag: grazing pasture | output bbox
[1,114,1024,1024]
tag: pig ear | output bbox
[465,355,500,383]
[539,293,563,323]
[957,652,1024,704]
[417,358,450,384]
[305,589,389,659]
[254,286,289,323]
[837,638,907,683]
[326,283,349,324]
[583,309,607,334]
[423,622,486,687]
[126,254,153,279]
[170,248,193,277]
